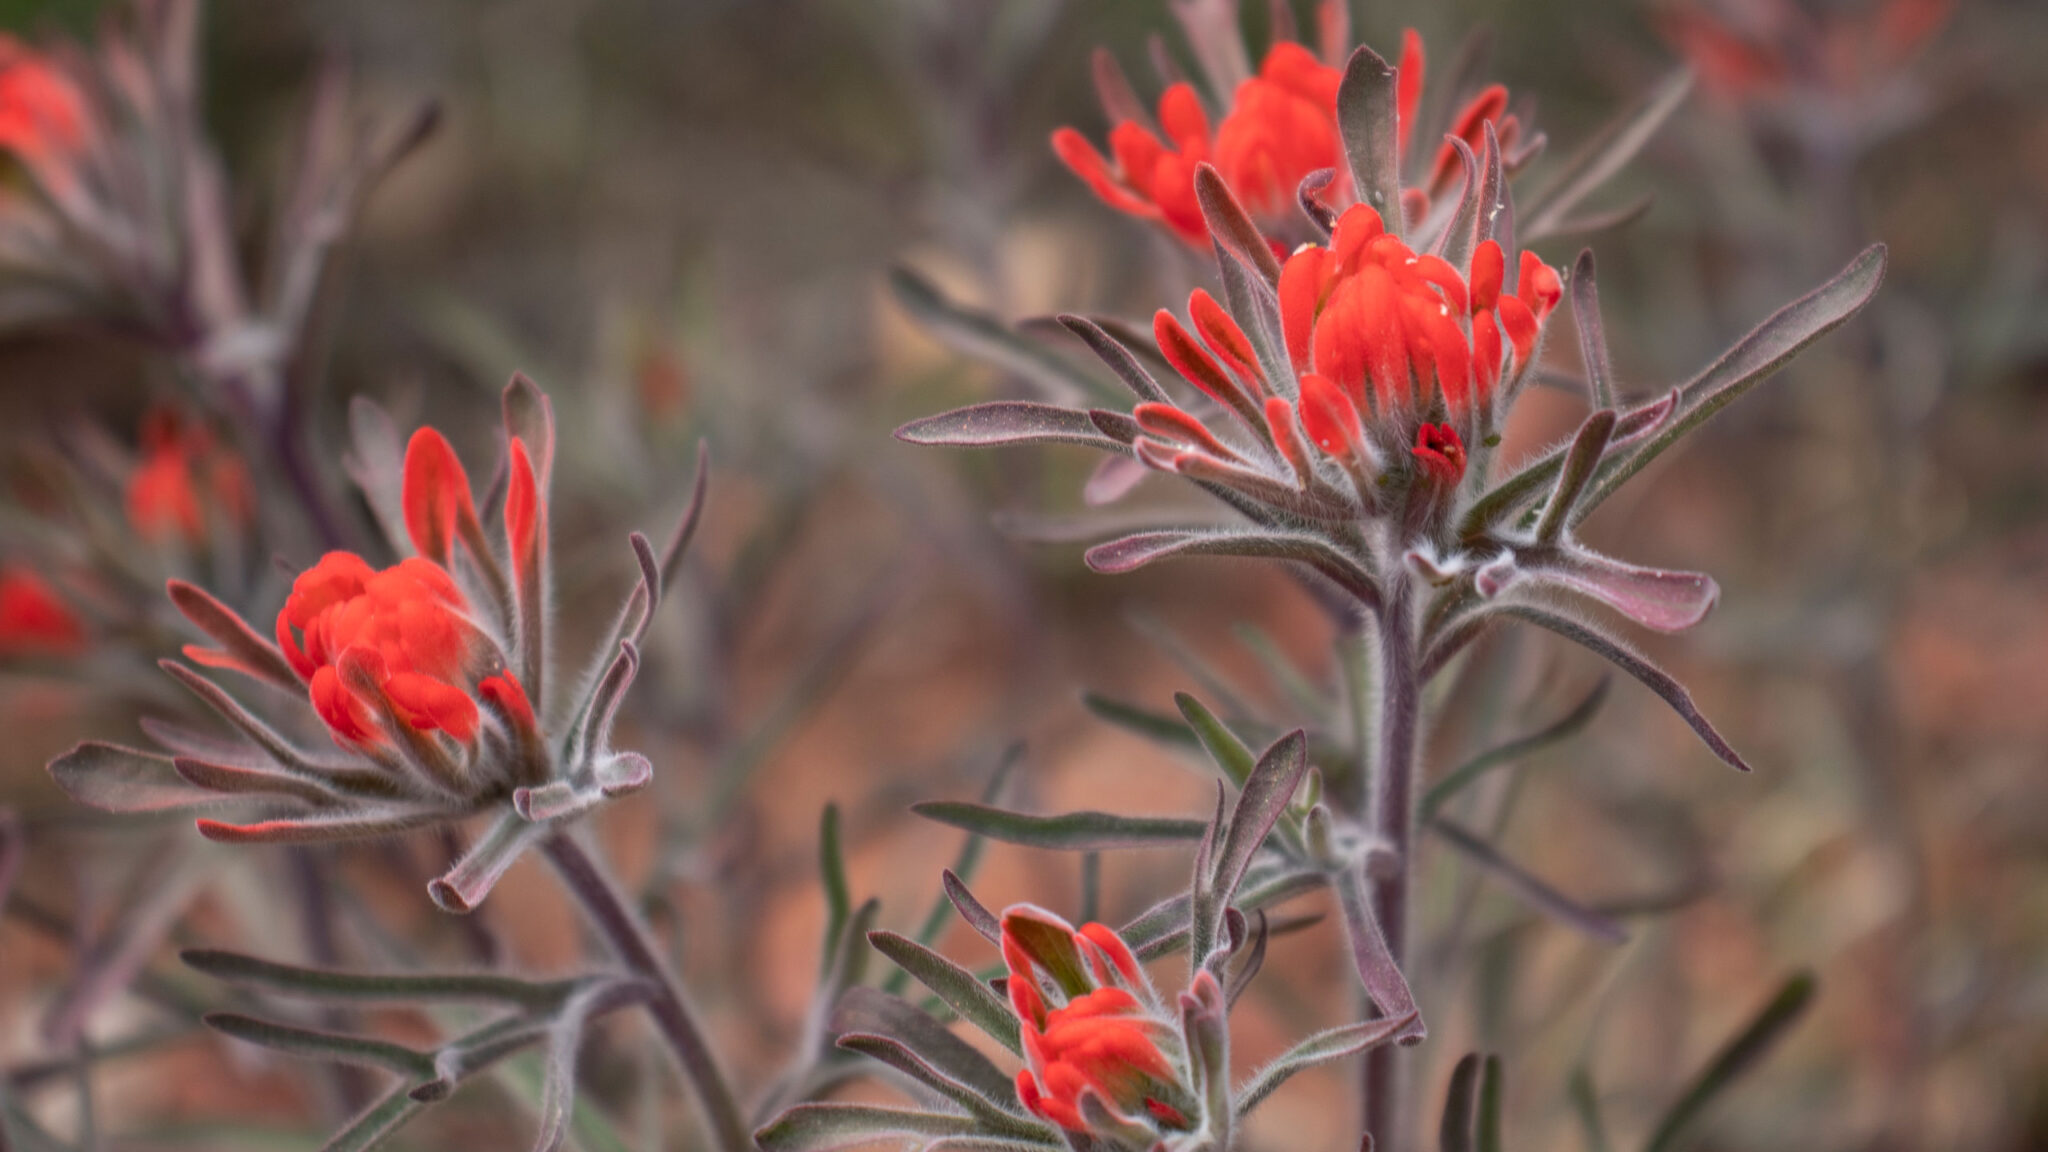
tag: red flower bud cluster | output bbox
[125,410,254,546]
[0,566,84,657]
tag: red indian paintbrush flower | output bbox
[1001,905,1195,1136]
[1053,28,1525,247]
[276,427,538,754]
[126,410,254,545]
[0,36,88,174]
[0,565,84,656]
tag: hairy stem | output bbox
[541,831,750,1152]
[1365,575,1421,1152]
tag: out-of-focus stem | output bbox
[1364,575,1421,1152]
[542,831,750,1152]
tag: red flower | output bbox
[125,410,254,545]
[1411,422,1467,486]
[1053,31,1521,246]
[0,566,83,656]
[275,428,536,751]
[0,36,88,172]
[1000,906,1190,1135]
[1280,203,1559,430]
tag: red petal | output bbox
[1396,29,1425,158]
[1279,245,1330,376]
[1469,240,1505,312]
[1154,310,1245,412]
[402,428,476,565]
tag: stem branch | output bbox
[541,831,750,1152]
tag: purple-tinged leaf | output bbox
[198,804,463,846]
[1298,167,1339,235]
[166,581,301,690]
[1430,819,1629,943]
[183,948,576,1007]
[1181,970,1233,1143]
[1536,408,1618,544]
[593,751,651,796]
[1057,314,1170,404]
[1440,1052,1485,1152]
[1091,47,1153,130]
[0,810,18,916]
[1571,251,1617,409]
[1195,163,1283,286]
[512,781,598,823]
[344,396,410,555]
[1337,45,1402,236]
[1084,529,1380,605]
[1501,604,1751,771]
[1125,868,1326,961]
[1333,859,1424,1044]
[1484,546,1719,633]
[1082,454,1149,505]
[501,371,556,489]
[173,757,343,807]
[158,661,342,782]
[1612,387,1681,446]
[834,988,1030,1124]
[1522,69,1693,240]
[1086,408,1143,445]
[891,266,1106,405]
[1536,194,1655,241]
[428,812,549,913]
[898,401,1133,452]
[1579,244,1888,522]
[50,742,226,813]
[913,801,1205,850]
[942,870,1002,944]
[1235,1009,1422,1117]
[1212,731,1310,905]
[868,930,1020,1055]
[755,1104,975,1152]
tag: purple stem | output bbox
[1364,575,1421,1152]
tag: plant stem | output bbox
[1364,575,1421,1152]
[541,831,751,1152]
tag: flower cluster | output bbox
[0,566,84,657]
[126,410,254,546]
[1054,19,1539,249]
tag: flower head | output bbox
[0,565,83,657]
[1001,906,1195,1140]
[1053,29,1529,247]
[126,410,253,545]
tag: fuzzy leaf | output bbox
[912,802,1205,850]
[197,805,462,846]
[897,401,1133,452]
[49,742,224,813]
[1083,692,1202,751]
[1084,530,1380,603]
[1336,44,1402,235]
[1643,972,1817,1152]
[1522,69,1693,240]
[1195,164,1283,285]
[1535,409,1618,545]
[183,949,572,1007]
[344,397,412,555]
[1571,250,1618,408]
[429,812,549,913]
[166,581,301,690]
[204,1013,435,1079]
[1501,605,1750,771]
[1234,1010,1420,1117]
[1333,860,1423,1042]
[1057,314,1170,403]
[1211,731,1310,904]
[1578,244,1888,522]
[942,870,1003,943]
[834,990,1031,1126]
[891,266,1107,404]
[868,930,1021,1056]
[173,757,343,806]
[1175,692,1257,786]
[1481,546,1719,634]
[322,1082,428,1152]
[755,1104,976,1152]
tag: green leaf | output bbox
[1422,678,1610,822]
[1235,1010,1420,1117]
[755,1103,976,1152]
[890,266,1109,404]
[183,950,574,1008]
[1576,244,1887,523]
[1569,251,1617,409]
[1642,972,1817,1152]
[1083,692,1201,752]
[203,1014,435,1080]
[1175,693,1257,786]
[912,802,1206,850]
[1439,1053,1485,1152]
[834,990,1037,1133]
[868,930,1021,1056]
[1478,1055,1505,1152]
[818,804,850,978]
[321,1082,427,1152]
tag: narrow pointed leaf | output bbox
[1083,692,1201,751]
[197,805,462,846]
[1431,819,1628,943]
[1084,530,1380,604]
[1175,693,1257,786]
[897,402,1132,452]
[1570,1065,1613,1152]
[868,930,1021,1056]
[1536,409,1617,544]
[1571,250,1617,408]
[1422,678,1609,821]
[1478,1056,1505,1152]
[173,757,343,806]
[203,1013,435,1079]
[1235,1010,1421,1116]
[321,1082,427,1152]
[1643,972,1817,1152]
[891,266,1106,404]
[1484,547,1719,633]
[49,742,223,813]
[912,802,1205,850]
[1333,860,1423,1040]
[942,870,1003,944]
[344,397,411,554]
[1522,70,1693,239]
[1438,1053,1484,1152]
[755,1104,976,1152]
[1056,315,1169,403]
[1501,605,1750,771]
[1211,731,1310,902]
[1195,164,1283,285]
[183,949,573,1007]
[1577,245,1887,522]
[166,581,301,690]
